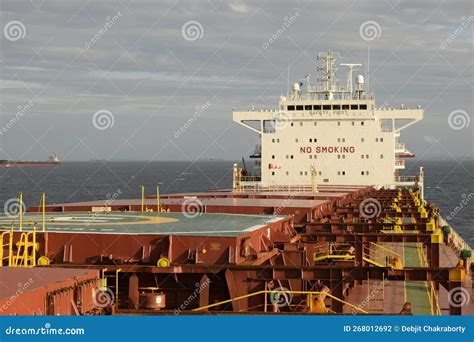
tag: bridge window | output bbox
[263,120,276,133]
[305,105,312,110]
[296,105,303,111]
[314,105,321,110]
[351,104,358,110]
[342,105,350,110]
[323,105,331,110]
[360,104,367,110]
[287,105,295,111]
[333,104,341,110]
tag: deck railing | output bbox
[394,175,418,183]
[237,183,316,193]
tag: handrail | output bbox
[192,290,368,314]
[417,242,429,267]
[369,242,401,257]
[0,230,13,266]
[428,281,441,315]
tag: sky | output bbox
[0,0,473,162]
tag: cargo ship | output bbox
[0,52,472,316]
[0,153,60,167]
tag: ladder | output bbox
[1,226,38,267]
[12,230,38,267]
[0,229,14,266]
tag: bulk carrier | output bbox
[0,52,472,316]
[0,153,60,167]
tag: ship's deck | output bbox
[0,212,285,237]
[344,243,473,315]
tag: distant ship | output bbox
[0,153,60,167]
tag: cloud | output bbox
[0,0,472,161]
[229,2,249,14]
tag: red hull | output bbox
[0,163,60,167]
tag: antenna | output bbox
[316,51,341,99]
[367,46,370,93]
[340,63,361,98]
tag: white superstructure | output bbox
[233,52,423,190]
[48,153,59,163]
